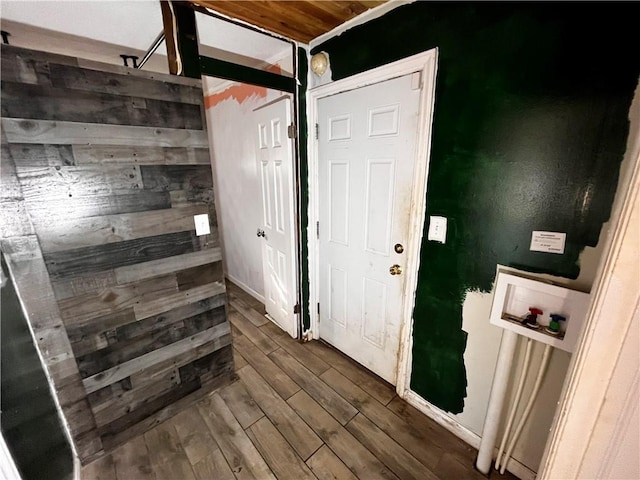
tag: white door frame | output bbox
[307,49,438,394]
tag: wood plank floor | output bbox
[81,281,519,480]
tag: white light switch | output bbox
[194,214,210,236]
[428,216,447,243]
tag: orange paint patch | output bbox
[204,64,284,109]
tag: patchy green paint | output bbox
[312,3,638,412]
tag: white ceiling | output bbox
[1,1,291,63]
[1,1,163,51]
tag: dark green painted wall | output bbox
[311,3,639,412]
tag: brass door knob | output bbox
[389,264,403,275]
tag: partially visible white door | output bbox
[254,96,297,338]
[318,73,421,384]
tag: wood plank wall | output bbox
[0,45,233,463]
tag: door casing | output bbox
[307,49,439,395]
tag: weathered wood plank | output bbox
[230,297,269,327]
[112,434,155,480]
[171,407,219,466]
[44,230,200,279]
[0,45,201,88]
[233,334,299,400]
[8,143,75,167]
[48,60,204,104]
[133,281,225,321]
[144,420,196,480]
[51,270,118,303]
[261,321,330,376]
[114,248,222,285]
[2,118,209,147]
[320,367,444,470]
[36,205,208,253]
[306,339,396,405]
[269,348,357,426]
[178,344,234,384]
[218,379,264,430]
[346,413,438,480]
[288,390,398,480]
[306,445,358,480]
[82,323,231,393]
[246,417,316,480]
[58,274,178,326]
[72,144,210,165]
[176,262,223,291]
[102,378,201,442]
[198,393,275,480]
[140,165,213,192]
[169,188,215,207]
[77,306,225,378]
[26,191,171,222]
[229,311,278,355]
[66,308,136,356]
[90,371,179,427]
[237,366,320,461]
[1,81,203,129]
[17,165,142,202]
[193,449,235,480]
[115,294,225,342]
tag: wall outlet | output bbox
[194,214,210,236]
[428,216,447,243]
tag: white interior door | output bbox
[318,73,422,384]
[254,96,298,337]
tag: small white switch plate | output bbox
[194,214,210,236]
[428,216,447,243]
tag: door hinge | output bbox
[317,302,320,317]
[293,303,300,314]
[316,221,319,239]
[288,123,296,139]
[315,123,319,140]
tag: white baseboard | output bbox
[403,390,537,480]
[225,274,265,304]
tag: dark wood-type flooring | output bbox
[82,281,518,480]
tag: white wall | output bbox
[203,77,286,300]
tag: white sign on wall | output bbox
[530,231,566,254]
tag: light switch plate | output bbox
[428,216,447,243]
[194,214,210,236]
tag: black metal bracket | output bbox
[1,31,10,45]
[120,55,139,68]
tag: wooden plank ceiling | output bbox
[190,1,387,43]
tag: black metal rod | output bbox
[138,31,165,69]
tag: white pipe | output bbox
[501,343,553,474]
[495,337,534,471]
[476,329,520,474]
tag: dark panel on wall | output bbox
[312,3,639,412]
[0,45,233,462]
[1,257,73,480]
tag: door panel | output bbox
[254,97,297,337]
[318,73,421,383]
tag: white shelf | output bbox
[489,271,591,353]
